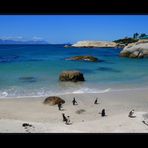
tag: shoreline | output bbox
[0,87,148,132]
[1,85,148,99]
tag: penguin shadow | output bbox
[73,103,78,106]
[94,102,100,105]
[98,112,108,117]
[65,122,72,125]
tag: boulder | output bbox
[72,40,117,48]
[116,43,126,48]
[119,51,131,57]
[66,55,99,62]
[43,96,65,105]
[120,39,148,58]
[129,51,144,58]
[59,71,85,82]
[120,50,144,58]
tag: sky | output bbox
[0,15,148,44]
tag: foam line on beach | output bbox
[0,88,111,99]
[71,88,111,94]
[110,86,148,92]
[1,86,148,99]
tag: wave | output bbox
[71,88,111,94]
[1,91,8,97]
[1,86,148,99]
[0,87,111,98]
[110,86,148,92]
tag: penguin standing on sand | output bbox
[72,97,78,105]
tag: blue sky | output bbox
[0,15,148,44]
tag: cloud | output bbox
[32,36,43,41]
[0,36,24,41]
[0,36,47,42]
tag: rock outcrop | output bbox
[66,55,99,62]
[59,71,85,82]
[71,41,117,48]
[43,96,65,105]
[120,39,148,58]
[116,43,126,48]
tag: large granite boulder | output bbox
[72,40,117,48]
[66,55,99,62]
[43,96,65,105]
[59,71,85,82]
[120,39,148,58]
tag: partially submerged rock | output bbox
[120,49,144,59]
[120,39,148,58]
[120,51,131,57]
[59,71,85,82]
[129,51,144,58]
[66,55,99,62]
[43,96,65,105]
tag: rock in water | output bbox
[43,96,65,105]
[59,71,85,82]
[66,55,99,62]
[120,39,148,58]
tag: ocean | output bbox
[0,44,148,98]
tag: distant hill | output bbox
[0,39,49,44]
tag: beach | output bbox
[1,16,148,134]
[0,87,148,133]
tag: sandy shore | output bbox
[0,88,148,133]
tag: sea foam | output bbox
[0,87,111,98]
[72,88,111,94]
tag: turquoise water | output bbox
[0,44,148,97]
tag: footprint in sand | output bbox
[22,123,35,133]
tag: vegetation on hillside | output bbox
[114,38,138,46]
[113,33,148,46]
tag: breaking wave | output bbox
[71,88,111,94]
[0,87,111,98]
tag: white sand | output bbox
[0,88,148,133]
